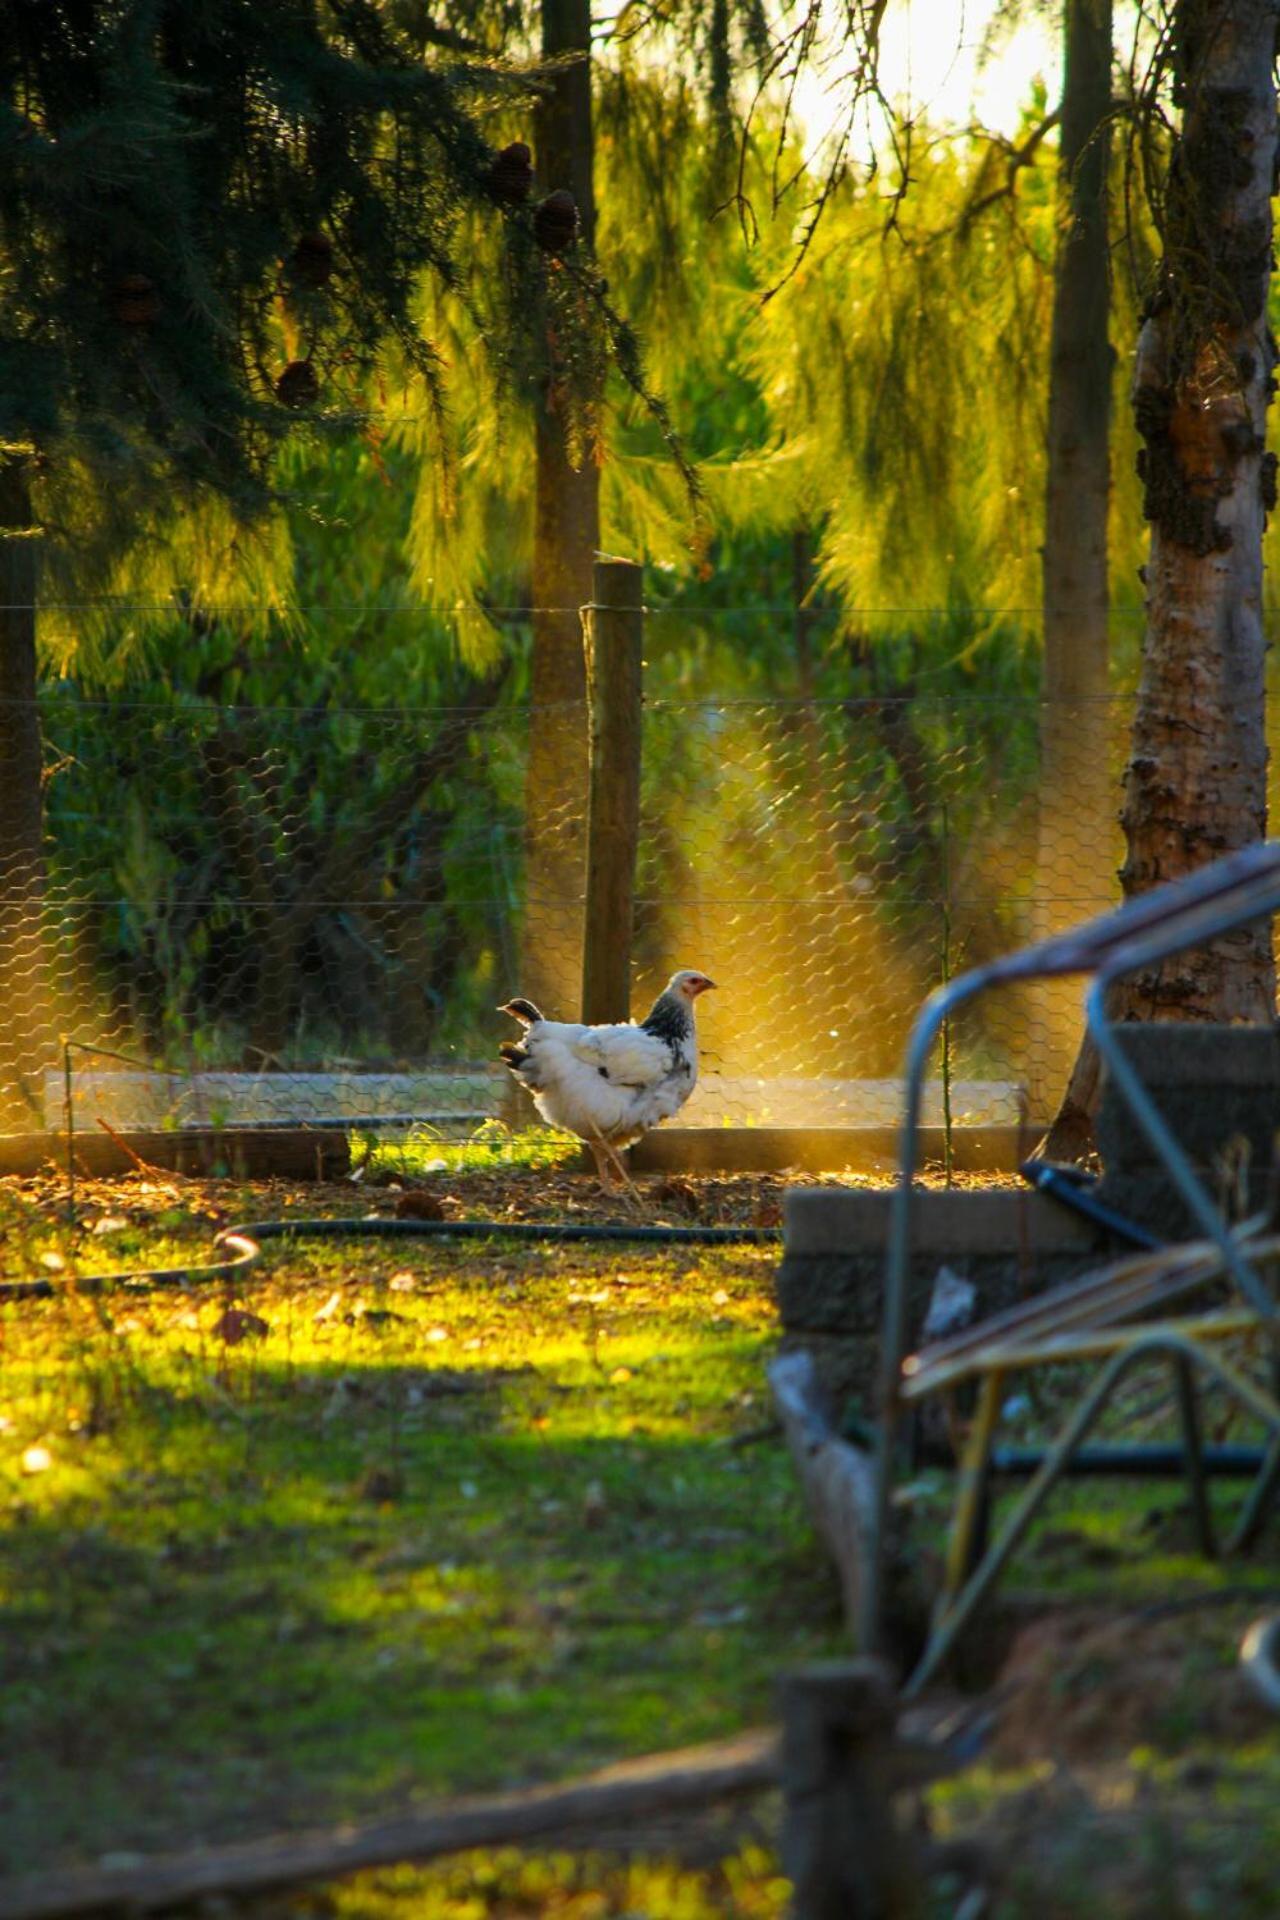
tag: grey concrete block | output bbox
[783,1187,1098,1257]
[775,1242,1102,1345]
[1103,1023,1280,1089]
[775,1183,1109,1399]
[1096,1022,1280,1237]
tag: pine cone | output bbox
[290,230,334,289]
[533,189,579,255]
[488,141,533,205]
[275,359,319,407]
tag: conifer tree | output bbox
[0,0,550,1118]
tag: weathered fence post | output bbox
[780,1661,921,1920]
[581,553,643,1025]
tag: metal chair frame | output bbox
[859,842,1280,1692]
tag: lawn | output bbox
[3,1147,1280,1919]
[0,1151,832,1884]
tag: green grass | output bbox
[351,1120,583,1181]
[4,1167,1280,1916]
[0,1180,834,1879]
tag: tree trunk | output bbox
[1034,0,1115,1116]
[521,0,600,1022]
[0,455,51,1127]
[1044,0,1278,1159]
[1116,0,1278,1022]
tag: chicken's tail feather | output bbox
[498,997,543,1027]
[498,1040,531,1070]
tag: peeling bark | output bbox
[1117,0,1279,1023]
[1046,0,1279,1159]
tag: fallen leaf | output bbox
[212,1307,270,1345]
[395,1190,445,1221]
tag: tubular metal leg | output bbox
[941,1369,1005,1604]
[1172,1353,1216,1559]
[905,1333,1280,1700]
[1086,977,1276,1324]
[1230,1428,1280,1555]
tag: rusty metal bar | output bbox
[865,842,1280,1662]
[904,1330,1280,1699]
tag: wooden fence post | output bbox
[581,553,643,1025]
[780,1661,921,1920]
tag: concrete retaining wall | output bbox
[776,1187,1105,1409]
[1095,1024,1280,1239]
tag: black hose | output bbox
[0,1232,260,1303]
[227,1217,782,1248]
[1019,1158,1160,1251]
[0,1216,780,1303]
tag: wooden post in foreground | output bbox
[780,1662,921,1920]
[581,553,643,1025]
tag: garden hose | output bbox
[0,1232,260,1303]
[226,1216,782,1249]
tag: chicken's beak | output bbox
[699,978,717,993]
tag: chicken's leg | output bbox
[588,1126,642,1205]
[588,1137,614,1186]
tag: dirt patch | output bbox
[994,1605,1276,1765]
[355,1163,1019,1230]
[2,1158,1021,1248]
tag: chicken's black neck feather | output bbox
[641,992,691,1046]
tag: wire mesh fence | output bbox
[0,660,1156,1143]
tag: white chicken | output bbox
[498,969,716,1187]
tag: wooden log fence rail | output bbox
[0,1666,976,1920]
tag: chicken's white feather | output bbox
[498,969,715,1181]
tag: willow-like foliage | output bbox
[739,115,1113,623]
[395,59,789,647]
[393,54,1174,679]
